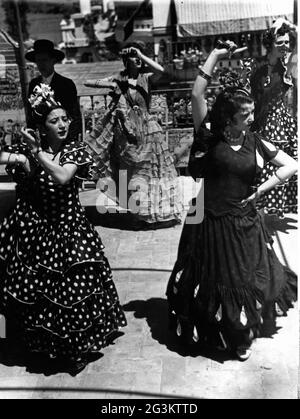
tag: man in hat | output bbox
[26,39,82,138]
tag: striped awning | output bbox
[174,0,294,37]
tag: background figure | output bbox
[26,39,82,140]
[167,41,297,362]
[249,19,298,218]
[0,85,126,375]
[85,42,183,229]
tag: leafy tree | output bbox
[3,0,29,41]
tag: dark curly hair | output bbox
[32,104,65,126]
[32,106,72,148]
[209,66,254,133]
[121,41,146,71]
[210,89,254,133]
[263,22,296,53]
[32,105,71,148]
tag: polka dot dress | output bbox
[0,141,127,360]
[256,98,297,218]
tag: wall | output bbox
[27,12,64,45]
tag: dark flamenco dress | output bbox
[166,127,297,351]
[0,141,126,360]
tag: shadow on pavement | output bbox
[0,332,124,377]
[84,207,181,231]
[264,214,297,235]
[123,298,233,364]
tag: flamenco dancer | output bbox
[84,42,183,230]
[0,84,126,375]
[166,41,297,361]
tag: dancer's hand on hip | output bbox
[240,190,262,207]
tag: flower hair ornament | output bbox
[219,58,253,97]
[28,83,61,116]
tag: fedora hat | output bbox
[25,39,65,63]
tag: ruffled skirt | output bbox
[166,207,297,350]
[0,198,127,360]
[86,111,183,228]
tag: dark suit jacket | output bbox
[27,72,82,139]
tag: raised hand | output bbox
[129,47,141,57]
[85,79,118,89]
[21,127,41,154]
[215,40,247,59]
[121,47,141,57]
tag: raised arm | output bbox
[192,41,247,132]
[0,150,29,170]
[84,77,118,89]
[35,152,78,185]
[134,48,165,74]
[21,128,77,185]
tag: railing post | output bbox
[81,104,86,141]
[0,314,6,338]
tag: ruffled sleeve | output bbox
[253,132,279,183]
[188,124,216,180]
[60,141,94,180]
[254,133,279,162]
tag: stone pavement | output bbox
[0,184,298,399]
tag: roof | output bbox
[174,0,294,36]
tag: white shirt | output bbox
[42,72,55,85]
[128,78,137,100]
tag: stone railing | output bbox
[79,85,220,170]
[0,86,216,187]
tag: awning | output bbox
[175,0,294,37]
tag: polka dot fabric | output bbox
[60,141,94,180]
[0,141,127,360]
[256,99,298,218]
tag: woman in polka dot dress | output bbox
[249,18,297,218]
[0,85,127,375]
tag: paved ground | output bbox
[0,182,298,399]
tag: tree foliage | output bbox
[26,1,79,15]
[3,0,29,41]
